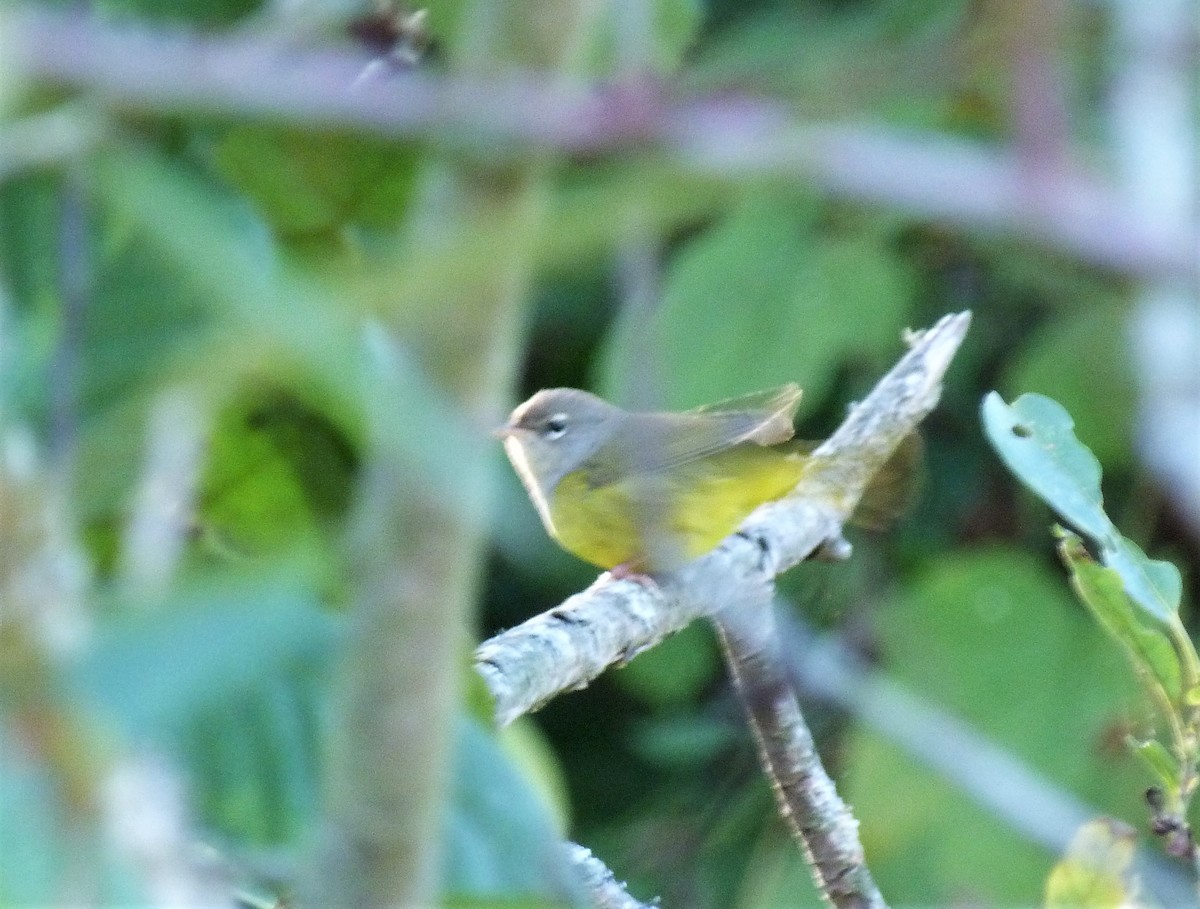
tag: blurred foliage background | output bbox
[1,0,1197,905]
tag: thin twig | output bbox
[119,386,211,600]
[6,8,1198,282]
[476,311,970,726]
[715,596,885,909]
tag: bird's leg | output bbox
[607,561,659,588]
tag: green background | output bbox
[1,0,1195,905]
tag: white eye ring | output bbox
[543,413,569,440]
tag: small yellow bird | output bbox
[496,384,822,572]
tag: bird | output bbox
[495,384,827,572]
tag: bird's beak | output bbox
[491,423,514,440]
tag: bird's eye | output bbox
[543,414,569,439]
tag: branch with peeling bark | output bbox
[478,311,970,909]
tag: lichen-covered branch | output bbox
[564,842,657,909]
[475,311,971,726]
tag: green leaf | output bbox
[497,720,572,836]
[66,585,337,845]
[69,584,339,739]
[87,144,493,530]
[197,390,356,562]
[444,717,582,904]
[1044,819,1140,909]
[845,548,1146,904]
[0,172,61,422]
[982,392,1182,623]
[214,126,419,237]
[683,2,967,126]
[186,668,325,844]
[981,392,1107,540]
[0,171,61,318]
[1106,536,1183,626]
[1056,528,1182,708]
[583,0,703,76]
[597,192,912,409]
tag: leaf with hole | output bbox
[1105,535,1183,625]
[981,392,1107,540]
[982,392,1182,623]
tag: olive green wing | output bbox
[582,384,803,487]
[687,383,803,446]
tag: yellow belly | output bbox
[547,445,807,570]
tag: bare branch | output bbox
[476,311,970,727]
[119,387,211,600]
[3,6,639,151]
[671,121,1198,284]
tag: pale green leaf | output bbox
[845,548,1146,904]
[981,392,1107,539]
[444,718,583,903]
[1106,536,1183,625]
[983,392,1182,623]
[69,585,338,739]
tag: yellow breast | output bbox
[547,444,807,570]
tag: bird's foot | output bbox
[608,562,658,589]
